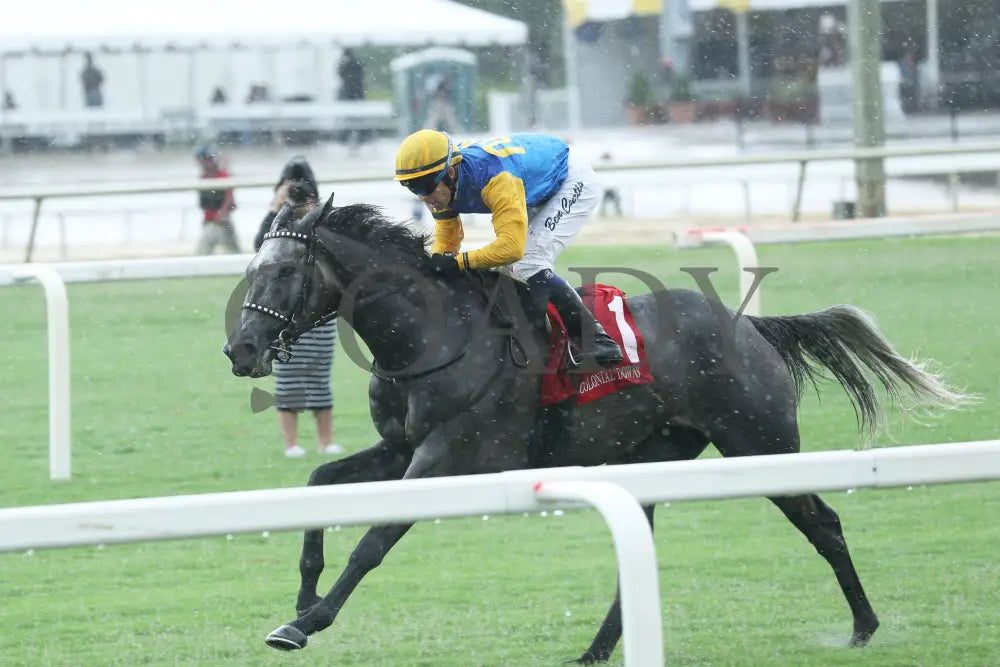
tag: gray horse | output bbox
[224,198,966,663]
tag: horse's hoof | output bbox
[849,630,874,647]
[565,653,608,664]
[265,624,308,651]
[850,616,880,647]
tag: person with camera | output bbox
[254,156,343,458]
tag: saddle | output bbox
[539,284,654,406]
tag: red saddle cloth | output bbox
[539,284,654,406]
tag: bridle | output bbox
[242,204,530,385]
[242,221,406,363]
[242,227,328,362]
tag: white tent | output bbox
[0,0,528,118]
[0,0,528,54]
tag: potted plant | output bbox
[669,75,697,124]
[625,71,653,125]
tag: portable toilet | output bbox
[390,47,477,136]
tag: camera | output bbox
[277,156,318,205]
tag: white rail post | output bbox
[700,230,761,316]
[11,265,71,480]
[534,480,663,667]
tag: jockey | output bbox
[394,129,623,368]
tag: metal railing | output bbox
[2,140,1000,261]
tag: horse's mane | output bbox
[307,201,432,269]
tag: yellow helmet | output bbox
[393,129,461,181]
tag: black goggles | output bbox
[400,171,442,197]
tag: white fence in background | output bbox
[1,441,999,667]
[3,140,1000,261]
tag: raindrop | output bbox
[482,514,490,521]
[262,531,270,538]
[226,534,234,541]
[540,511,549,517]
[553,510,564,516]
[24,549,34,556]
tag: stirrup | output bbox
[565,337,623,371]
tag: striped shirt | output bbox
[273,322,336,411]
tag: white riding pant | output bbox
[510,149,599,281]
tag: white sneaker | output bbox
[320,443,344,455]
[284,444,306,458]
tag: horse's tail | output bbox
[748,305,973,437]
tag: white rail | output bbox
[697,230,762,317]
[674,210,1000,317]
[675,210,1000,248]
[0,255,254,479]
[5,264,72,480]
[1,441,998,666]
[6,440,997,549]
[3,140,1000,261]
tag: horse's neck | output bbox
[322,247,442,373]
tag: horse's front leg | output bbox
[267,435,461,651]
[295,440,411,616]
[269,521,415,650]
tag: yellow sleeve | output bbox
[430,209,464,255]
[463,171,528,270]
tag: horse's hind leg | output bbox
[573,505,655,665]
[769,494,879,646]
[573,426,710,664]
[295,440,411,616]
[709,414,879,646]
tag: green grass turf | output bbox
[0,236,998,666]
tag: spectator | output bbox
[898,45,920,114]
[423,74,462,134]
[3,90,16,110]
[211,86,228,105]
[246,84,270,104]
[818,13,846,68]
[194,144,240,254]
[81,52,105,108]
[254,156,343,458]
[337,48,365,101]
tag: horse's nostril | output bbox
[222,343,233,359]
[228,342,258,367]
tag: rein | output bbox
[245,223,531,384]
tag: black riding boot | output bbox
[546,276,624,369]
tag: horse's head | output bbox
[224,196,340,377]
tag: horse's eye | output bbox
[278,267,297,279]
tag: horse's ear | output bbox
[271,202,294,231]
[321,192,335,217]
[305,193,335,232]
